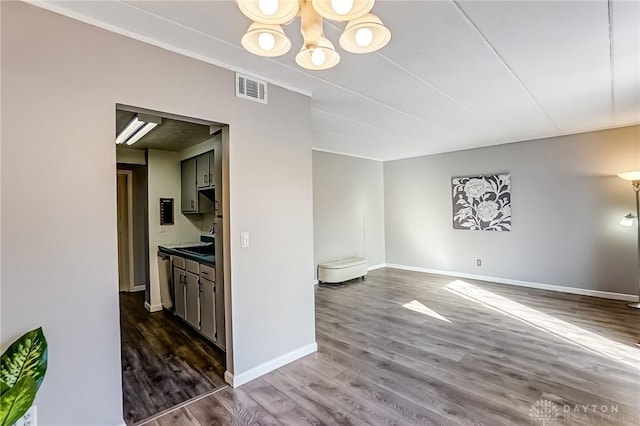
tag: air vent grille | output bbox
[236,73,267,104]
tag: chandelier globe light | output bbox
[295,36,341,70]
[339,13,391,53]
[241,22,292,56]
[237,0,300,25]
[310,0,375,22]
[236,0,390,70]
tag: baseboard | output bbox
[131,285,145,292]
[385,263,639,302]
[144,301,163,313]
[225,342,317,388]
[367,263,386,271]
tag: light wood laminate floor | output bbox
[145,268,640,425]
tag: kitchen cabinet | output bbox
[173,260,186,320]
[185,271,200,330]
[196,151,214,190]
[170,253,223,349]
[181,157,198,213]
[200,276,216,341]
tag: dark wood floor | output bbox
[144,268,640,425]
[119,292,227,424]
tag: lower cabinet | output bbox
[172,255,222,349]
[173,267,186,320]
[185,271,201,330]
[200,277,216,341]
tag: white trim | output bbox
[225,342,317,388]
[312,148,383,162]
[131,284,146,292]
[384,264,639,302]
[24,1,311,98]
[144,301,163,313]
[367,263,386,271]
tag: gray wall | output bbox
[1,2,315,425]
[312,151,386,272]
[384,125,640,295]
[116,163,150,299]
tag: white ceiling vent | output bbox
[235,73,267,104]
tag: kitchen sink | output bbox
[180,244,214,255]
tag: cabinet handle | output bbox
[202,271,208,275]
[209,173,213,184]
[191,200,194,209]
[204,174,208,184]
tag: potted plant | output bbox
[0,328,48,426]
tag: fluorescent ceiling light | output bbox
[125,122,158,146]
[115,114,161,145]
[115,117,145,144]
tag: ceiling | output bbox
[40,1,639,161]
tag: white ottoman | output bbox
[318,257,367,284]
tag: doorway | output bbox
[114,106,230,424]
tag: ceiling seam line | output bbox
[323,21,488,122]
[608,0,616,124]
[312,108,389,131]
[452,0,562,133]
[313,127,417,152]
[117,0,466,139]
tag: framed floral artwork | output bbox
[452,174,511,231]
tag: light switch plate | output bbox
[241,232,250,248]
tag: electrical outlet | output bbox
[476,259,482,267]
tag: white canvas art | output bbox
[452,174,511,231]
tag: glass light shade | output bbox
[618,171,640,182]
[331,0,354,15]
[241,22,291,57]
[236,0,300,25]
[295,37,341,70]
[258,0,278,16]
[339,13,391,53]
[620,214,636,227]
[311,0,374,22]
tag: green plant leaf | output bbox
[0,376,36,426]
[0,379,9,397]
[0,327,48,391]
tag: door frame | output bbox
[116,169,139,292]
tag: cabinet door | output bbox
[200,278,216,341]
[181,158,198,212]
[196,153,211,189]
[214,235,225,349]
[185,272,201,330]
[212,137,222,215]
[173,268,186,320]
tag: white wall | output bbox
[0,3,315,425]
[384,125,640,295]
[312,151,386,272]
[147,149,201,310]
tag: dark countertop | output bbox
[158,245,215,267]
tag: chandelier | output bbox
[236,0,391,70]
